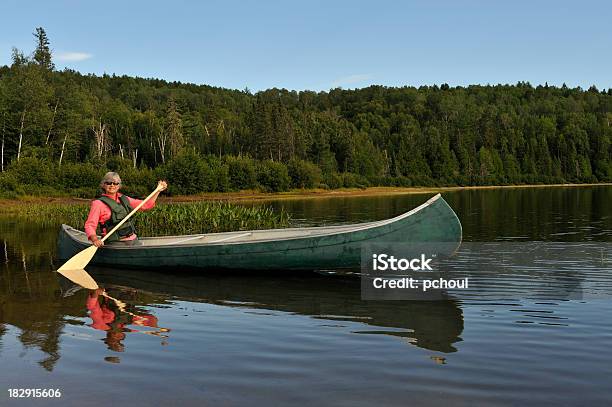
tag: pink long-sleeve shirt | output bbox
[84,193,155,240]
[87,295,116,330]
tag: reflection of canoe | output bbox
[91,267,465,353]
[58,194,461,271]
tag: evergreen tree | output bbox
[33,27,54,71]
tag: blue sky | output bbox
[1,0,610,91]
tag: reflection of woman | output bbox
[87,288,126,352]
[84,172,167,247]
[87,288,115,330]
[87,289,161,352]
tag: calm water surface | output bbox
[0,186,611,406]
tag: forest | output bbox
[0,28,610,197]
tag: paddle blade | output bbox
[58,245,98,272]
[56,268,99,290]
[56,245,100,289]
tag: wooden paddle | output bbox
[56,184,164,288]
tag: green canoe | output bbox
[57,193,462,271]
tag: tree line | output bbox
[0,28,610,197]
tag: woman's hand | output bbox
[157,180,168,191]
[90,237,104,248]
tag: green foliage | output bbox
[0,201,291,235]
[160,152,211,195]
[0,203,90,229]
[323,172,343,189]
[394,176,413,187]
[32,27,54,70]
[225,156,258,190]
[204,155,230,192]
[8,157,53,186]
[256,160,290,192]
[341,172,370,189]
[136,201,291,235]
[348,132,387,178]
[118,166,157,198]
[0,27,610,192]
[287,158,322,188]
[165,97,184,159]
[106,156,133,172]
[57,162,103,191]
[0,172,22,197]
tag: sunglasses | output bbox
[104,181,120,186]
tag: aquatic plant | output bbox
[0,201,291,236]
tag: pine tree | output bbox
[33,27,54,70]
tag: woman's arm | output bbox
[85,201,105,247]
[127,180,168,211]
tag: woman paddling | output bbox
[85,172,167,247]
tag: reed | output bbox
[0,201,291,236]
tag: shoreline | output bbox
[174,182,612,202]
[0,183,610,207]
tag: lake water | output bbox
[1,186,611,406]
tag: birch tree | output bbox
[6,61,52,161]
[92,119,111,160]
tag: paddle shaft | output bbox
[102,292,138,317]
[100,185,163,243]
[101,291,170,336]
[57,184,164,286]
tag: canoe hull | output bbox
[58,194,462,271]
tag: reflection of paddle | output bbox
[100,291,142,318]
[56,185,164,288]
[100,291,170,337]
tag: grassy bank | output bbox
[1,183,611,207]
[169,182,612,203]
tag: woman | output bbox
[85,172,167,247]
